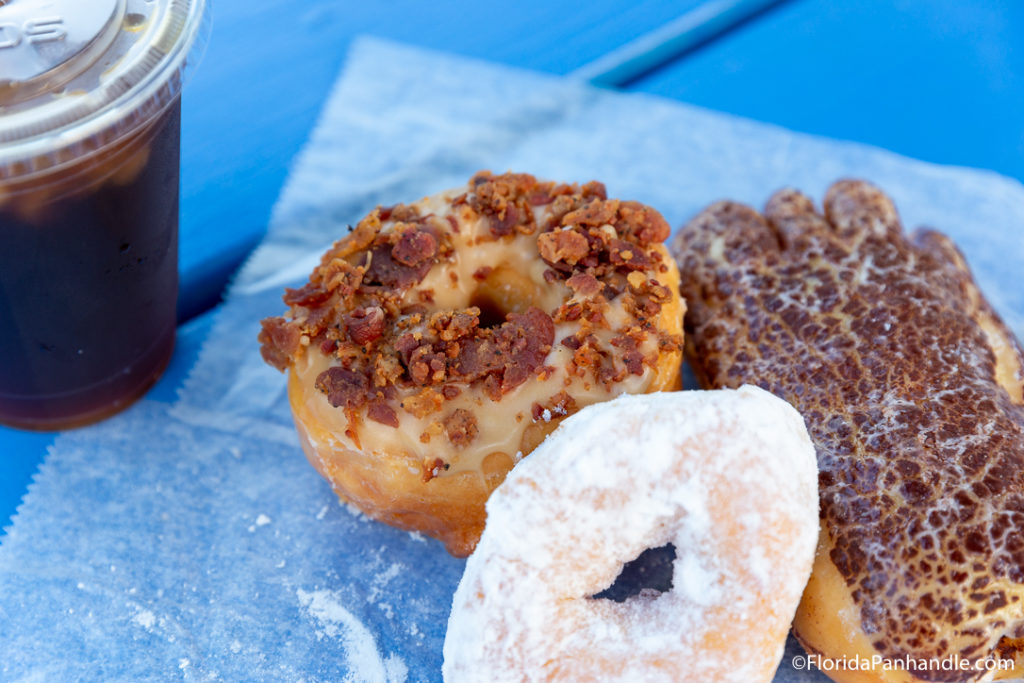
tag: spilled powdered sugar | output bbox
[297,588,408,683]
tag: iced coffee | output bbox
[0,0,208,429]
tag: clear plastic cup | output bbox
[0,0,210,430]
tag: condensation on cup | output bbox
[0,0,210,430]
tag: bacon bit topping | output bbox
[537,230,590,266]
[318,259,364,300]
[609,238,653,271]
[649,282,672,302]
[394,332,420,362]
[572,341,603,377]
[258,317,301,371]
[549,390,577,416]
[490,203,520,236]
[562,198,618,228]
[581,180,608,200]
[531,390,578,422]
[559,301,583,322]
[617,200,670,245]
[393,228,438,266]
[300,304,338,339]
[367,400,399,427]
[258,171,676,443]
[469,171,538,237]
[402,387,444,418]
[421,456,448,482]
[315,367,370,409]
[621,275,672,323]
[444,408,479,447]
[419,422,444,444]
[433,309,481,341]
[345,420,362,450]
[626,271,647,290]
[450,337,504,381]
[528,189,554,205]
[604,272,628,298]
[611,334,646,376]
[346,306,385,345]
[449,307,555,394]
[497,308,555,390]
[560,336,582,350]
[408,345,448,385]
[659,334,685,353]
[388,204,421,222]
[364,241,434,288]
[323,213,380,262]
[283,282,332,307]
[373,353,403,387]
[597,361,626,386]
[565,272,604,297]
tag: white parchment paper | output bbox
[2,37,1023,682]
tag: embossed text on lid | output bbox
[0,0,123,104]
[0,0,209,183]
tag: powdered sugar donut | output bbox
[443,386,819,682]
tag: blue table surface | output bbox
[635,0,1024,183]
[4,0,1024,535]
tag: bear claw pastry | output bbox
[671,180,1024,682]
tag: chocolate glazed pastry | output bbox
[670,180,1024,682]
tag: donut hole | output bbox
[591,544,677,603]
[470,264,539,328]
[470,291,512,329]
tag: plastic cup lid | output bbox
[0,0,210,181]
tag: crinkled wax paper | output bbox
[2,36,1023,682]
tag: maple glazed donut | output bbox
[443,387,820,683]
[259,171,685,556]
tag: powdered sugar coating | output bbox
[442,386,819,682]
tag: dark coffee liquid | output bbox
[0,100,181,430]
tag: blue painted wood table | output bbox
[3,0,1023,536]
